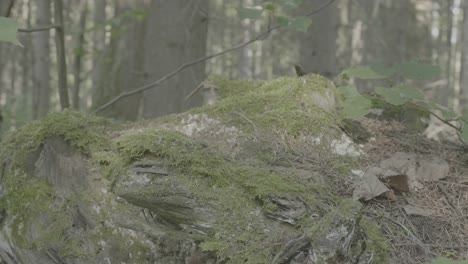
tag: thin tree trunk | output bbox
[32,0,51,119]
[72,1,88,110]
[238,0,251,79]
[91,0,106,109]
[53,0,70,110]
[460,1,468,109]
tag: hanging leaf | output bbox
[275,0,304,10]
[338,86,372,119]
[238,7,263,19]
[375,87,408,106]
[340,65,391,80]
[396,62,441,80]
[277,16,311,32]
[393,85,424,100]
[0,16,22,46]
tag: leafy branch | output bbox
[339,63,468,145]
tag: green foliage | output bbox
[0,16,21,46]
[277,16,311,32]
[375,86,409,106]
[238,7,263,19]
[339,62,468,144]
[338,86,372,119]
[397,62,441,80]
[340,65,393,80]
[237,0,311,32]
[341,62,440,80]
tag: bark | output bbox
[460,1,468,108]
[142,0,208,118]
[71,2,88,110]
[238,0,251,79]
[91,0,106,109]
[53,0,70,110]
[0,0,13,17]
[32,0,51,119]
[298,0,339,79]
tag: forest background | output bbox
[0,0,466,139]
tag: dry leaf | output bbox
[353,173,389,201]
[384,174,410,193]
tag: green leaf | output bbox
[340,65,391,80]
[393,85,424,100]
[275,0,304,10]
[263,3,276,11]
[462,109,468,123]
[441,109,457,120]
[375,87,408,106]
[239,7,263,19]
[339,86,372,119]
[0,16,21,46]
[397,62,441,80]
[278,16,311,32]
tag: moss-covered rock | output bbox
[0,76,389,264]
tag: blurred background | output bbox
[0,0,465,133]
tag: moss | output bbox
[359,218,390,263]
[0,110,114,168]
[194,75,339,136]
[0,169,78,255]
[0,76,389,262]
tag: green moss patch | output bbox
[196,75,340,136]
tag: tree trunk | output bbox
[298,0,339,79]
[142,0,208,118]
[71,1,88,110]
[91,0,106,110]
[32,0,51,119]
[53,0,70,110]
[238,0,251,79]
[460,1,468,109]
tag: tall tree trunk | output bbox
[91,0,106,109]
[53,0,70,110]
[238,0,251,79]
[32,0,51,119]
[72,1,88,110]
[99,1,146,120]
[0,0,13,17]
[460,1,468,109]
[298,0,339,78]
[142,0,208,118]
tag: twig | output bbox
[93,0,336,114]
[18,24,60,32]
[231,111,259,137]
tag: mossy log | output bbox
[0,75,389,264]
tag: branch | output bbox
[18,24,60,32]
[93,0,336,114]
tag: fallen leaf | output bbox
[384,174,410,193]
[353,173,390,201]
[403,205,434,217]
